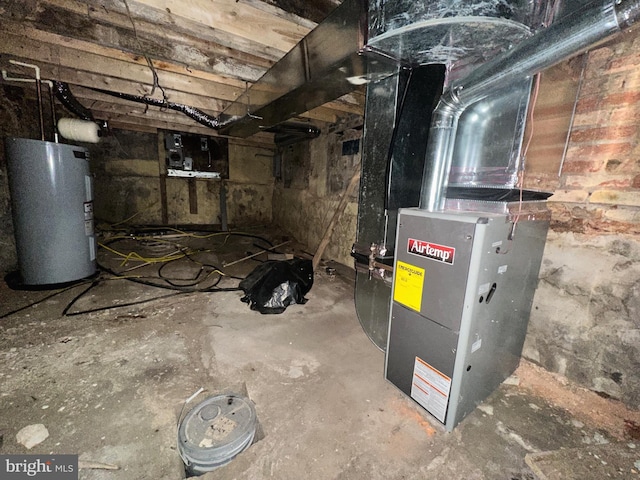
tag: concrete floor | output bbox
[1,232,639,479]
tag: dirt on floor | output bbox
[1,231,640,480]
[515,361,640,441]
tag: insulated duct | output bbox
[52,81,221,130]
[51,83,321,145]
[419,0,640,211]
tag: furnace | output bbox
[386,195,550,430]
[352,0,640,429]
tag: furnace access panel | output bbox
[385,207,548,431]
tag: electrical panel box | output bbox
[163,131,229,178]
[385,206,549,431]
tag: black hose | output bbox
[52,81,95,121]
[4,229,251,318]
[61,273,240,316]
[88,87,220,129]
[156,256,226,289]
[98,234,253,288]
[63,289,186,316]
[0,281,93,319]
[97,261,215,292]
[61,280,101,316]
[68,231,258,309]
[157,260,208,287]
[101,229,275,249]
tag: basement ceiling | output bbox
[0,0,364,146]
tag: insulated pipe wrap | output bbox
[58,118,101,143]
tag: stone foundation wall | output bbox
[272,124,360,268]
[523,27,640,408]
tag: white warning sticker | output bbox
[410,356,451,424]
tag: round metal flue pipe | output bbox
[419,0,640,212]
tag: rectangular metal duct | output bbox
[218,0,373,138]
[218,0,556,138]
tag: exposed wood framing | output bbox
[0,0,364,146]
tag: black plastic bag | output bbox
[239,259,313,314]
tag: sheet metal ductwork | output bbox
[357,0,639,430]
[217,0,370,137]
[47,1,639,373]
[204,0,639,357]
[352,0,640,352]
[354,0,553,349]
[32,0,638,429]
[420,0,639,212]
[215,0,556,137]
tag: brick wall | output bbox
[549,28,640,233]
[523,27,640,408]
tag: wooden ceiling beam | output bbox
[0,1,359,137]
[33,0,287,62]
[324,99,364,116]
[94,110,276,148]
[238,0,319,28]
[2,26,286,119]
[0,29,251,102]
[1,20,249,88]
[247,0,342,25]
[131,0,310,53]
[33,0,273,81]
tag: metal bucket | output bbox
[177,394,258,476]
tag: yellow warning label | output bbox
[393,261,425,312]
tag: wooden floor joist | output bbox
[0,0,363,139]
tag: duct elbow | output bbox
[429,89,464,135]
[438,88,463,114]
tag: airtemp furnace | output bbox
[385,204,549,431]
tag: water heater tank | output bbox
[6,137,97,286]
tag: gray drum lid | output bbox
[178,394,257,467]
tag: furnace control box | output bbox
[385,207,549,431]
